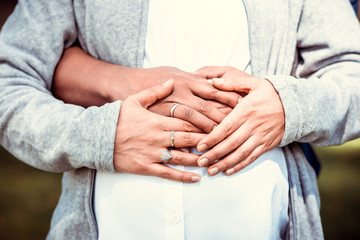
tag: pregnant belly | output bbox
[94,147,289,240]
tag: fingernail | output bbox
[198,158,209,167]
[209,167,219,176]
[226,168,235,175]
[197,143,208,152]
[191,176,201,182]
[206,79,213,85]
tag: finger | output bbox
[164,150,199,166]
[207,100,233,115]
[171,104,217,133]
[212,76,257,93]
[183,95,227,123]
[197,125,249,167]
[199,87,240,108]
[148,163,201,183]
[207,136,259,176]
[132,79,174,108]
[191,82,240,108]
[197,103,245,152]
[159,115,203,133]
[195,66,234,79]
[161,131,206,148]
[224,146,264,176]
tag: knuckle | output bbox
[181,174,187,183]
[233,165,242,173]
[231,138,242,149]
[248,154,257,163]
[208,151,220,161]
[220,160,230,169]
[193,74,202,81]
[182,121,194,132]
[205,123,216,133]
[239,149,250,158]
[207,88,217,99]
[150,117,161,128]
[198,100,211,113]
[182,107,194,119]
[183,133,194,145]
[224,122,236,135]
[235,162,245,171]
[161,170,172,180]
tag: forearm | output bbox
[53,47,183,107]
[267,0,360,146]
[54,46,128,107]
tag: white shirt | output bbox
[95,1,289,239]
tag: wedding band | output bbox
[170,103,180,117]
[160,150,173,162]
[170,131,175,148]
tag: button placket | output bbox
[163,165,185,240]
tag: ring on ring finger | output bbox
[170,103,180,117]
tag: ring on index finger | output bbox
[170,103,180,117]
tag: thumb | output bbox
[212,77,258,93]
[133,79,174,108]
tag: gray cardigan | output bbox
[0,0,359,239]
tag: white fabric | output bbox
[95,0,289,239]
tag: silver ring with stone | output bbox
[161,150,173,162]
[170,103,180,117]
[170,131,175,148]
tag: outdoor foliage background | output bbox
[0,0,359,239]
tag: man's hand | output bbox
[195,66,285,176]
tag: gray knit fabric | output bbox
[0,0,359,239]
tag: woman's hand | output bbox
[195,66,285,176]
[113,79,205,183]
[119,66,240,133]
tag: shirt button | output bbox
[171,214,180,224]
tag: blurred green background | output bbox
[0,1,359,239]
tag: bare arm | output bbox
[53,46,128,107]
[53,46,240,133]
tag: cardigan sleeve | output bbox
[0,0,120,172]
[266,0,360,147]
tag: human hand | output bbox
[195,66,285,176]
[112,66,239,133]
[113,79,205,183]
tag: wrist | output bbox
[105,65,147,102]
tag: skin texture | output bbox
[113,79,204,183]
[195,66,285,176]
[53,48,285,180]
[53,47,238,134]
[53,47,239,182]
